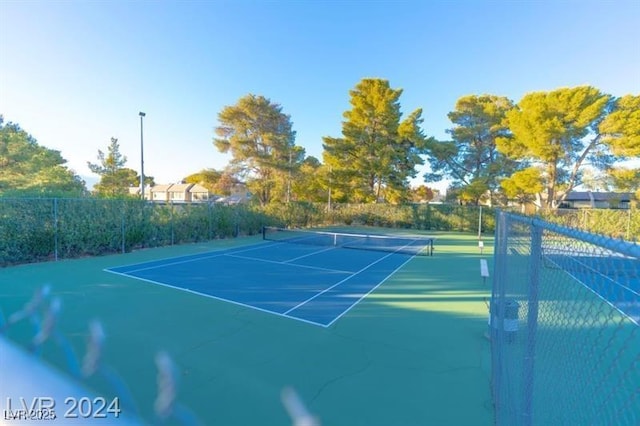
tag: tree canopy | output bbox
[290,156,329,203]
[88,137,150,198]
[183,168,240,196]
[598,95,640,157]
[410,185,436,203]
[184,168,222,192]
[0,116,86,196]
[500,167,544,208]
[607,167,640,192]
[606,167,640,203]
[497,86,624,209]
[322,78,428,203]
[425,95,517,205]
[214,94,302,205]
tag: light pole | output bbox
[139,112,146,200]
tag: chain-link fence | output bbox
[0,199,274,266]
[538,208,639,241]
[490,211,639,425]
[1,198,494,266]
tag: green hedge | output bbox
[1,198,494,266]
[538,208,639,241]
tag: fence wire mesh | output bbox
[0,198,271,266]
[539,208,639,241]
[491,211,639,425]
[0,198,494,266]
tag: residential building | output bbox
[189,184,210,202]
[560,191,633,209]
[150,184,172,202]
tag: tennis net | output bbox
[262,226,435,256]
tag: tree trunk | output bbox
[546,162,558,210]
[375,176,383,202]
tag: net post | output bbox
[522,221,542,426]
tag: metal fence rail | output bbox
[491,211,639,425]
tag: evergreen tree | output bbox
[497,86,636,209]
[214,94,301,205]
[425,95,516,205]
[322,78,427,203]
[88,138,145,198]
[0,116,86,196]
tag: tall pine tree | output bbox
[322,78,427,203]
[425,95,516,205]
[214,94,301,205]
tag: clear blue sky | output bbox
[1,0,639,190]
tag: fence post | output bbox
[522,220,542,426]
[208,202,213,240]
[53,198,59,261]
[121,201,126,254]
[491,210,509,422]
[167,201,173,245]
[233,205,239,237]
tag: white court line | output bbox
[105,239,419,327]
[546,257,639,326]
[283,245,413,316]
[570,258,640,298]
[108,242,283,274]
[325,253,417,327]
[105,270,330,327]
[224,253,354,274]
[283,245,338,263]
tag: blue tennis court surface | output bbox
[106,241,419,327]
[546,253,640,324]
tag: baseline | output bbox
[107,241,282,274]
[105,269,327,328]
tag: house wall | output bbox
[169,191,189,202]
[191,192,208,201]
[152,192,168,201]
[571,201,593,209]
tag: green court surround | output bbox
[0,230,494,425]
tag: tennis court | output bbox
[106,228,435,327]
[1,229,494,425]
[543,252,640,324]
